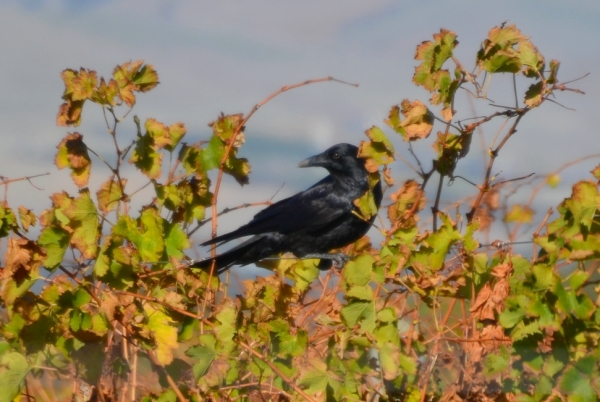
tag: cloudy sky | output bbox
[1,1,598,262]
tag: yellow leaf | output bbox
[145,304,178,365]
[504,204,534,223]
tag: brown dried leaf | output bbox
[96,178,126,214]
[55,132,92,188]
[470,283,492,313]
[56,99,84,127]
[491,278,509,307]
[441,106,454,122]
[491,263,512,278]
[18,206,36,232]
[383,166,394,186]
[480,324,506,352]
[388,180,424,225]
[398,99,434,140]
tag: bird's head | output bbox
[298,143,364,174]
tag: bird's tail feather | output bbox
[199,229,243,247]
[191,236,265,274]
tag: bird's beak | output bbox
[298,151,328,168]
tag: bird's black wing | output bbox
[202,177,351,245]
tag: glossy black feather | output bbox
[192,143,382,273]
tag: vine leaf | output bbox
[55,132,92,188]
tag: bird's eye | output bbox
[332,152,340,159]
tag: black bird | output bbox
[191,143,382,274]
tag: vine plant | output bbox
[0,24,598,402]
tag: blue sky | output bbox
[0,0,598,262]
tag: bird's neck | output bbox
[331,170,369,195]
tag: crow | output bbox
[191,143,382,274]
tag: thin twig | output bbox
[189,200,273,237]
[146,350,186,402]
[466,111,525,223]
[0,172,50,187]
[238,340,317,402]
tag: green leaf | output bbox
[340,301,376,333]
[543,354,565,378]
[378,342,400,380]
[73,287,92,308]
[289,259,320,293]
[130,131,163,179]
[555,280,596,320]
[481,49,522,73]
[483,346,510,377]
[187,345,217,380]
[377,308,397,323]
[38,226,70,269]
[566,181,597,230]
[411,213,461,272]
[499,307,526,328]
[477,24,527,74]
[297,359,329,395]
[0,278,37,306]
[163,222,189,259]
[353,172,381,220]
[399,353,418,376]
[155,390,177,402]
[343,255,373,286]
[570,271,589,291]
[574,356,596,376]
[280,331,308,357]
[512,320,541,342]
[200,135,224,171]
[166,122,186,152]
[224,152,251,186]
[346,285,374,301]
[359,126,395,170]
[132,63,160,92]
[114,208,165,262]
[0,351,30,402]
[60,190,100,259]
[413,29,458,95]
[532,264,556,290]
[201,114,251,185]
[0,205,19,238]
[534,376,553,401]
[210,113,243,143]
[213,299,237,353]
[560,366,596,402]
[92,237,112,277]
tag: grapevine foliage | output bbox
[0,24,598,402]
